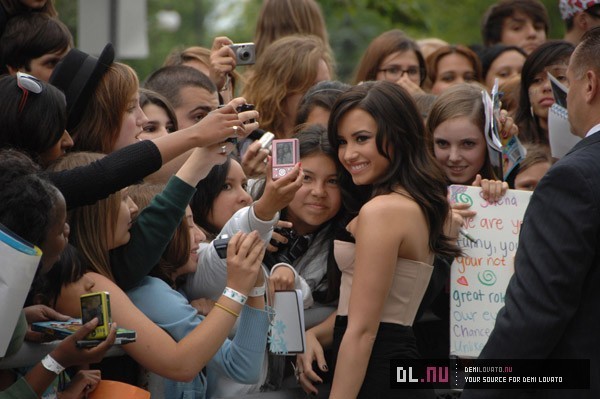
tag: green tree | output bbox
[54,0,565,83]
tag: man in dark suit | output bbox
[462,27,600,399]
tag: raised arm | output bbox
[145,98,259,183]
[182,161,303,301]
[48,140,162,210]
[57,232,265,382]
[110,145,230,290]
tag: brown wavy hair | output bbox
[328,81,460,259]
[254,0,329,58]
[242,35,333,138]
[71,62,139,153]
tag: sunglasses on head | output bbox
[16,72,43,114]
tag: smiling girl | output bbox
[298,81,460,398]
[427,83,516,200]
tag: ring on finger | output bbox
[220,145,227,154]
[232,125,240,135]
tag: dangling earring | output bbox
[530,106,534,118]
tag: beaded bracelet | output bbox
[223,286,247,305]
[214,302,239,318]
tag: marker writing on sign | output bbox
[459,228,477,244]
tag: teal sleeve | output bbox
[1,312,26,360]
[111,176,196,290]
[0,377,38,399]
[207,305,269,386]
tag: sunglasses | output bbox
[17,72,43,114]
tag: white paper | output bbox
[548,104,581,159]
[269,289,306,354]
[0,225,42,356]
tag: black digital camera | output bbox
[237,103,256,124]
[213,234,230,259]
[270,227,311,266]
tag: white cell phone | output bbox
[258,132,275,150]
[271,138,299,180]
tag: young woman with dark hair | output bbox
[514,40,575,145]
[138,88,178,140]
[298,81,460,398]
[190,157,253,240]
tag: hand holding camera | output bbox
[253,154,304,222]
[222,231,266,296]
[228,42,256,66]
[210,36,236,91]
[241,131,272,178]
[267,226,311,266]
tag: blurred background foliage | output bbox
[54,0,564,83]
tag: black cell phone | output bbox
[76,337,136,348]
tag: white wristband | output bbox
[223,287,247,305]
[249,282,266,297]
[41,354,65,375]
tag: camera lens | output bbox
[240,51,250,60]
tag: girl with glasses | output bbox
[354,29,427,96]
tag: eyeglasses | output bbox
[16,72,43,114]
[378,65,423,82]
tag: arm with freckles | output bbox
[58,273,236,381]
[57,264,260,381]
[329,197,416,398]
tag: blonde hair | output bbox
[164,46,211,71]
[417,37,449,60]
[72,62,139,154]
[254,0,329,58]
[163,46,239,96]
[49,152,121,281]
[242,35,333,137]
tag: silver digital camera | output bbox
[229,42,256,65]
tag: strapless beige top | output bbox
[334,240,434,326]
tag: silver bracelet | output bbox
[41,354,65,375]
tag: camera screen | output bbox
[276,142,294,165]
[81,294,104,325]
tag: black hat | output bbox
[49,43,114,131]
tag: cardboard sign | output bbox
[448,185,532,358]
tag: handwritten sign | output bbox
[448,185,532,358]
